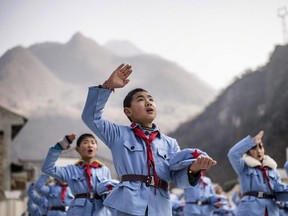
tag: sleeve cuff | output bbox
[187,168,201,185]
[53,143,63,150]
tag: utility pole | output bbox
[278,7,288,45]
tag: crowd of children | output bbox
[23,64,287,216]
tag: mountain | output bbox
[0,32,216,165]
[0,46,77,114]
[169,44,288,189]
[104,40,144,57]
[28,32,114,85]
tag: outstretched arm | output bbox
[82,64,132,148]
[42,133,76,182]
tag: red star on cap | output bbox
[191,149,201,158]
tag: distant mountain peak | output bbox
[1,46,26,60]
[0,46,32,72]
[104,40,144,57]
[68,32,100,48]
[70,32,85,41]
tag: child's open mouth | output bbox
[147,108,153,112]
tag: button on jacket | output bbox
[82,87,196,216]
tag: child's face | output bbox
[76,137,98,161]
[248,142,265,162]
[125,91,157,127]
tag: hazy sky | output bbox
[1,0,288,89]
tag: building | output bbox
[0,105,28,200]
[0,105,28,216]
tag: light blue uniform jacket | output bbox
[27,183,43,216]
[211,195,235,216]
[82,87,195,216]
[279,161,288,216]
[183,176,216,216]
[227,136,288,216]
[28,183,48,215]
[42,147,112,216]
[27,199,41,216]
[34,174,74,216]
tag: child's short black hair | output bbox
[76,133,97,147]
[123,88,147,108]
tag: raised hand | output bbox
[66,133,76,143]
[58,133,76,150]
[253,130,264,145]
[103,63,132,90]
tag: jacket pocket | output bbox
[157,148,170,161]
[123,139,144,152]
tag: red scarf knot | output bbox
[82,161,101,190]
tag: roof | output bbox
[0,105,28,139]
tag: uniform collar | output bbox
[242,154,277,169]
[75,159,103,168]
[130,122,161,137]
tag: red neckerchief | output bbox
[132,125,159,193]
[256,166,272,191]
[60,184,67,202]
[77,161,101,190]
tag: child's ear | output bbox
[75,146,80,153]
[124,107,132,117]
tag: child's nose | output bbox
[146,100,152,106]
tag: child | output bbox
[41,133,118,216]
[182,172,218,216]
[170,191,184,216]
[212,184,235,216]
[278,161,288,216]
[34,174,74,216]
[227,130,288,216]
[27,182,47,216]
[81,63,217,216]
